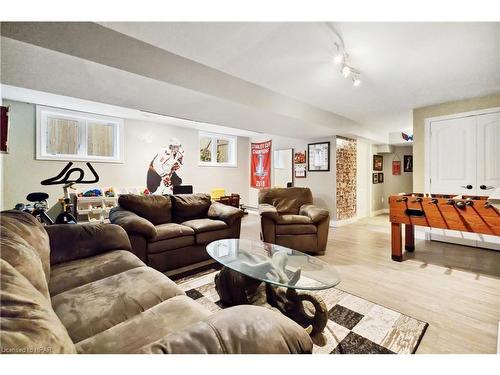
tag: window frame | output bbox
[36,105,124,163]
[198,131,237,167]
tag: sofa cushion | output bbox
[171,193,211,222]
[182,218,228,233]
[148,236,196,253]
[118,194,172,225]
[258,187,313,214]
[0,227,50,299]
[148,246,212,272]
[51,267,185,343]
[75,295,211,353]
[275,224,317,235]
[275,214,313,225]
[196,228,233,245]
[0,259,76,354]
[49,250,145,297]
[1,211,51,283]
[153,223,195,241]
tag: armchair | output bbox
[258,187,330,255]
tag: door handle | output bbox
[480,185,495,190]
[460,185,473,190]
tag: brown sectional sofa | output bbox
[109,193,244,273]
[258,187,330,255]
[0,211,313,354]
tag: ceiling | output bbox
[1,22,499,141]
[100,22,500,132]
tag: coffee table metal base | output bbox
[214,266,328,335]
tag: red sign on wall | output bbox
[392,160,401,175]
[250,140,272,188]
[0,106,9,153]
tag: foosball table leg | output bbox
[391,223,403,261]
[405,224,415,252]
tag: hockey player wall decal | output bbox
[147,138,185,195]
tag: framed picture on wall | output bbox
[294,164,306,178]
[294,151,307,178]
[378,172,384,183]
[372,173,379,184]
[392,160,401,175]
[373,155,383,171]
[308,142,330,171]
[404,155,413,172]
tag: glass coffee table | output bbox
[206,239,341,335]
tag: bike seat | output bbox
[26,192,49,202]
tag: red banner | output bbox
[392,160,401,175]
[250,140,271,188]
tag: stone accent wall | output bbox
[336,137,357,220]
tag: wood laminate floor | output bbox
[240,213,500,354]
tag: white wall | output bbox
[2,100,250,209]
[371,145,413,213]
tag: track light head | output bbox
[353,77,361,87]
[341,65,351,78]
[333,54,344,65]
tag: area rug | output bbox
[175,269,428,354]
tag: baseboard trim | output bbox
[330,217,359,227]
[371,209,389,217]
[497,322,500,354]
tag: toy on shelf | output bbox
[104,187,116,197]
[78,188,102,198]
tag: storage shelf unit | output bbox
[72,187,150,222]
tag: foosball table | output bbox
[389,193,500,261]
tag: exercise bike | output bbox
[15,162,99,224]
[14,192,54,225]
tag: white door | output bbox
[476,112,500,193]
[429,111,500,250]
[430,116,477,195]
[476,112,500,250]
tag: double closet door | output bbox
[429,110,500,250]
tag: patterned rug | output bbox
[175,269,428,354]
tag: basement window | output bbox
[198,131,237,167]
[36,106,123,163]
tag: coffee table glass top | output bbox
[206,239,341,290]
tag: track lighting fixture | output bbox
[329,24,362,87]
[341,65,351,78]
[333,42,345,65]
[333,54,343,65]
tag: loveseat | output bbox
[0,211,313,354]
[109,193,243,273]
[258,187,330,255]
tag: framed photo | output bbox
[378,172,384,183]
[372,173,379,184]
[294,164,306,178]
[294,151,306,178]
[294,151,306,164]
[308,142,330,172]
[392,160,401,175]
[373,155,383,171]
[404,155,413,172]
